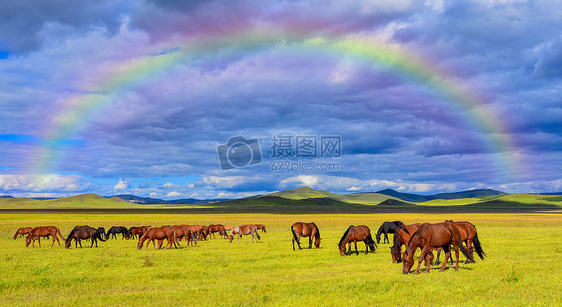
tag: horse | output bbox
[291,222,321,250]
[224,225,234,231]
[255,224,266,233]
[376,221,405,244]
[199,226,208,240]
[65,226,106,249]
[206,224,228,239]
[106,226,130,240]
[402,222,473,274]
[13,227,33,240]
[25,226,65,247]
[390,223,422,263]
[128,226,150,240]
[137,226,178,249]
[434,220,486,265]
[338,225,377,256]
[229,224,261,243]
[168,225,197,247]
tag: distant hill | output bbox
[376,188,508,202]
[105,194,228,205]
[266,187,340,199]
[0,195,14,198]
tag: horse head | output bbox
[314,237,321,248]
[402,250,414,274]
[338,243,346,256]
[25,234,33,247]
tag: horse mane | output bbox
[413,223,427,239]
[339,225,353,245]
[398,224,409,234]
[312,222,320,238]
[65,228,77,243]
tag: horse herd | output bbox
[13,219,485,274]
[13,223,267,250]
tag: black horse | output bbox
[106,226,130,240]
[65,226,107,248]
[376,221,405,244]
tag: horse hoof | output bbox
[454,269,459,272]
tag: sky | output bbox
[1,0,561,199]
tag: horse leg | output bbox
[384,232,389,244]
[439,246,451,272]
[434,249,441,265]
[453,243,460,272]
[414,246,428,274]
[465,239,474,264]
[354,241,359,255]
[308,237,313,249]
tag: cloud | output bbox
[114,179,132,190]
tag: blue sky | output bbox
[1,1,561,199]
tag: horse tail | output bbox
[472,232,486,260]
[391,233,402,261]
[339,225,353,246]
[398,224,409,234]
[97,229,107,242]
[291,225,300,245]
[56,227,66,241]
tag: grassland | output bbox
[1,211,561,306]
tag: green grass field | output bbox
[1,211,561,306]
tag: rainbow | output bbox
[28,25,525,181]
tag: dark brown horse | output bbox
[106,226,130,240]
[291,222,321,250]
[434,220,486,265]
[65,226,106,249]
[137,226,178,249]
[255,224,266,233]
[376,221,405,244]
[25,226,65,247]
[229,224,261,243]
[128,226,150,240]
[13,227,33,239]
[338,225,376,256]
[206,224,228,239]
[402,222,472,274]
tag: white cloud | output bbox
[114,178,132,190]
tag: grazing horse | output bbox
[434,220,486,265]
[229,224,261,243]
[128,226,150,240]
[206,224,228,239]
[390,223,422,263]
[291,222,321,250]
[13,227,33,240]
[25,226,65,247]
[199,226,208,240]
[255,224,266,233]
[106,226,130,240]
[402,222,472,274]
[338,225,377,256]
[376,221,405,244]
[65,226,106,249]
[137,226,178,249]
[169,225,196,247]
[224,225,234,231]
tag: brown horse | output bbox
[169,225,196,247]
[434,220,486,265]
[224,225,234,231]
[137,226,178,249]
[128,226,150,240]
[65,226,106,249]
[291,222,321,250]
[338,225,376,256]
[229,224,261,243]
[402,222,473,274]
[390,223,422,263]
[255,224,266,233]
[206,224,228,239]
[25,226,65,247]
[13,227,33,239]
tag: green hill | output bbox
[267,187,340,199]
[0,193,137,209]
